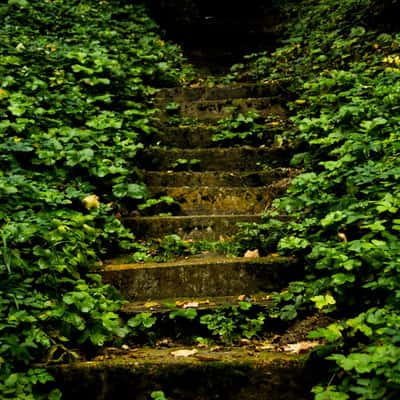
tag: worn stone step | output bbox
[153,125,216,148]
[158,97,286,122]
[124,214,261,240]
[51,347,314,400]
[144,168,295,187]
[138,146,290,171]
[152,122,288,148]
[147,183,288,215]
[155,82,287,102]
[121,293,273,315]
[101,256,301,301]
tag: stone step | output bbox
[144,168,295,187]
[158,97,286,122]
[147,183,289,215]
[138,146,290,171]
[155,82,286,102]
[101,256,300,301]
[151,123,287,148]
[124,214,261,240]
[121,293,273,315]
[51,347,314,400]
[153,125,217,148]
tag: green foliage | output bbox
[127,312,157,334]
[212,111,267,144]
[200,302,265,343]
[151,390,168,400]
[171,158,201,171]
[228,0,400,397]
[0,0,191,397]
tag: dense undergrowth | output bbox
[229,0,400,398]
[0,0,192,398]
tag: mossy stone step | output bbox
[153,125,217,148]
[101,256,301,301]
[158,97,286,122]
[121,293,273,315]
[144,168,295,187]
[124,214,261,240]
[152,123,287,148]
[51,347,314,400]
[147,183,289,215]
[155,81,287,102]
[138,146,291,171]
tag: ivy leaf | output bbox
[86,111,123,130]
[311,294,336,310]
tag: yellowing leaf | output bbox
[144,301,160,308]
[82,194,100,210]
[311,294,336,310]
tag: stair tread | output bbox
[57,346,308,365]
[121,293,273,314]
[104,255,292,270]
[51,345,314,400]
[126,213,263,220]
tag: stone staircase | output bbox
[53,82,321,399]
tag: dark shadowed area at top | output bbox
[147,0,281,72]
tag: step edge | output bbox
[103,255,294,271]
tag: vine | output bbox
[0,0,192,398]
[230,0,400,398]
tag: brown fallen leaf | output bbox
[182,301,199,309]
[171,349,198,357]
[258,343,275,351]
[282,341,321,354]
[244,249,260,258]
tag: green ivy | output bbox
[0,0,192,398]
[229,0,400,398]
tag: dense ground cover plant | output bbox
[230,0,400,398]
[0,0,191,398]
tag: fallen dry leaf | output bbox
[182,301,199,309]
[244,249,260,258]
[171,349,198,357]
[282,341,321,354]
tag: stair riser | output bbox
[124,215,261,240]
[138,147,290,171]
[158,100,286,122]
[152,125,284,148]
[51,354,313,400]
[148,183,289,215]
[144,169,294,187]
[156,82,286,102]
[101,259,300,301]
[153,126,216,148]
